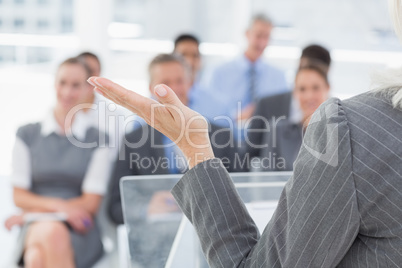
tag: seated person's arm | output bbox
[13,187,63,212]
[68,193,103,217]
[70,147,112,216]
[12,187,94,234]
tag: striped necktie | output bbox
[249,64,257,103]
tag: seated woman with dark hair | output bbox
[248,62,330,171]
[5,58,112,268]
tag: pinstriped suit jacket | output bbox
[171,92,402,267]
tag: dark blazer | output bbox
[256,120,303,171]
[172,92,402,267]
[247,92,292,160]
[108,122,240,224]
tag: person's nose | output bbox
[60,85,74,99]
[303,89,316,102]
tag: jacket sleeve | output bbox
[171,98,360,267]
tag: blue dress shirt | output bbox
[162,135,186,174]
[192,54,289,126]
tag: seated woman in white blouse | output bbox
[5,58,112,268]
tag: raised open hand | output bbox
[87,77,214,168]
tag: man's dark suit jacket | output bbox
[246,92,293,164]
[108,122,240,225]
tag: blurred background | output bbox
[0,0,401,266]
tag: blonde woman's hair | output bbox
[370,0,402,109]
[390,0,402,41]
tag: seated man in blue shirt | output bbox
[108,54,241,267]
[108,53,241,224]
[194,14,289,130]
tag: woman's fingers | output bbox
[88,77,182,133]
[89,79,140,113]
[88,77,158,115]
[87,77,214,168]
[94,86,141,114]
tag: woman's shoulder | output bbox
[315,91,402,155]
[16,122,42,145]
[340,91,402,125]
[317,91,398,124]
[343,91,394,108]
[311,97,348,126]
